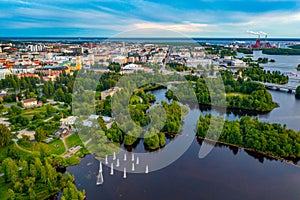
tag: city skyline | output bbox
[0,0,300,38]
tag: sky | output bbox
[0,0,300,38]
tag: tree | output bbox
[61,181,85,200]
[46,104,56,116]
[2,158,18,183]
[9,105,22,116]
[296,86,300,99]
[34,127,47,142]
[19,135,30,146]
[28,187,36,200]
[0,124,11,147]
[7,145,20,159]
[7,189,15,200]
[54,88,65,102]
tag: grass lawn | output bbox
[226,92,248,97]
[46,139,66,155]
[65,133,84,148]
[22,106,47,115]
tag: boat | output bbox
[145,165,149,174]
[123,168,127,178]
[96,172,104,185]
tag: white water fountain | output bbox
[145,165,149,174]
[136,157,139,165]
[123,168,127,179]
[124,154,127,161]
[96,161,104,185]
[131,153,135,162]
[96,171,104,185]
[132,163,135,171]
[99,161,102,173]
[105,155,108,164]
[116,158,120,167]
[110,163,114,175]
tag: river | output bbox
[66,54,300,199]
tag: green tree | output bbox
[61,181,85,200]
[34,127,47,142]
[2,158,18,183]
[28,187,37,200]
[0,124,11,147]
[54,88,65,102]
[7,189,15,200]
[295,86,300,99]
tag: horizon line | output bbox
[0,36,300,39]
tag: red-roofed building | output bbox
[18,73,39,79]
[22,98,37,108]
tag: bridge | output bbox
[256,81,298,92]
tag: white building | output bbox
[60,116,78,126]
[122,64,144,71]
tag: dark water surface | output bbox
[65,84,300,200]
[65,50,300,199]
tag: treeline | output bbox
[289,45,300,49]
[0,123,84,199]
[96,72,122,92]
[166,62,189,72]
[197,114,300,159]
[205,46,237,58]
[167,72,278,112]
[94,87,184,150]
[0,75,39,91]
[2,157,85,200]
[262,48,300,55]
[241,66,288,84]
[237,48,253,54]
[223,71,278,111]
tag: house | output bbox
[101,87,121,100]
[102,116,113,123]
[60,116,78,126]
[22,98,37,108]
[122,63,144,71]
[0,68,11,79]
[37,101,43,107]
[88,115,99,120]
[53,128,69,138]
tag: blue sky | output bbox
[0,0,299,37]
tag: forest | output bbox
[197,114,300,160]
[0,124,85,200]
[167,71,278,112]
[262,48,300,55]
[241,66,289,84]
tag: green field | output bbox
[65,133,84,148]
[46,139,66,155]
[226,92,247,97]
[22,106,47,116]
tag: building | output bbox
[22,98,37,108]
[122,63,144,71]
[60,116,78,126]
[53,128,69,138]
[0,68,11,79]
[35,65,70,75]
[101,87,121,100]
[17,73,39,79]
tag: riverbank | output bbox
[196,136,300,168]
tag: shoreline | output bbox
[197,136,300,169]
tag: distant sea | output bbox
[1,37,300,45]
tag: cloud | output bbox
[0,0,300,37]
